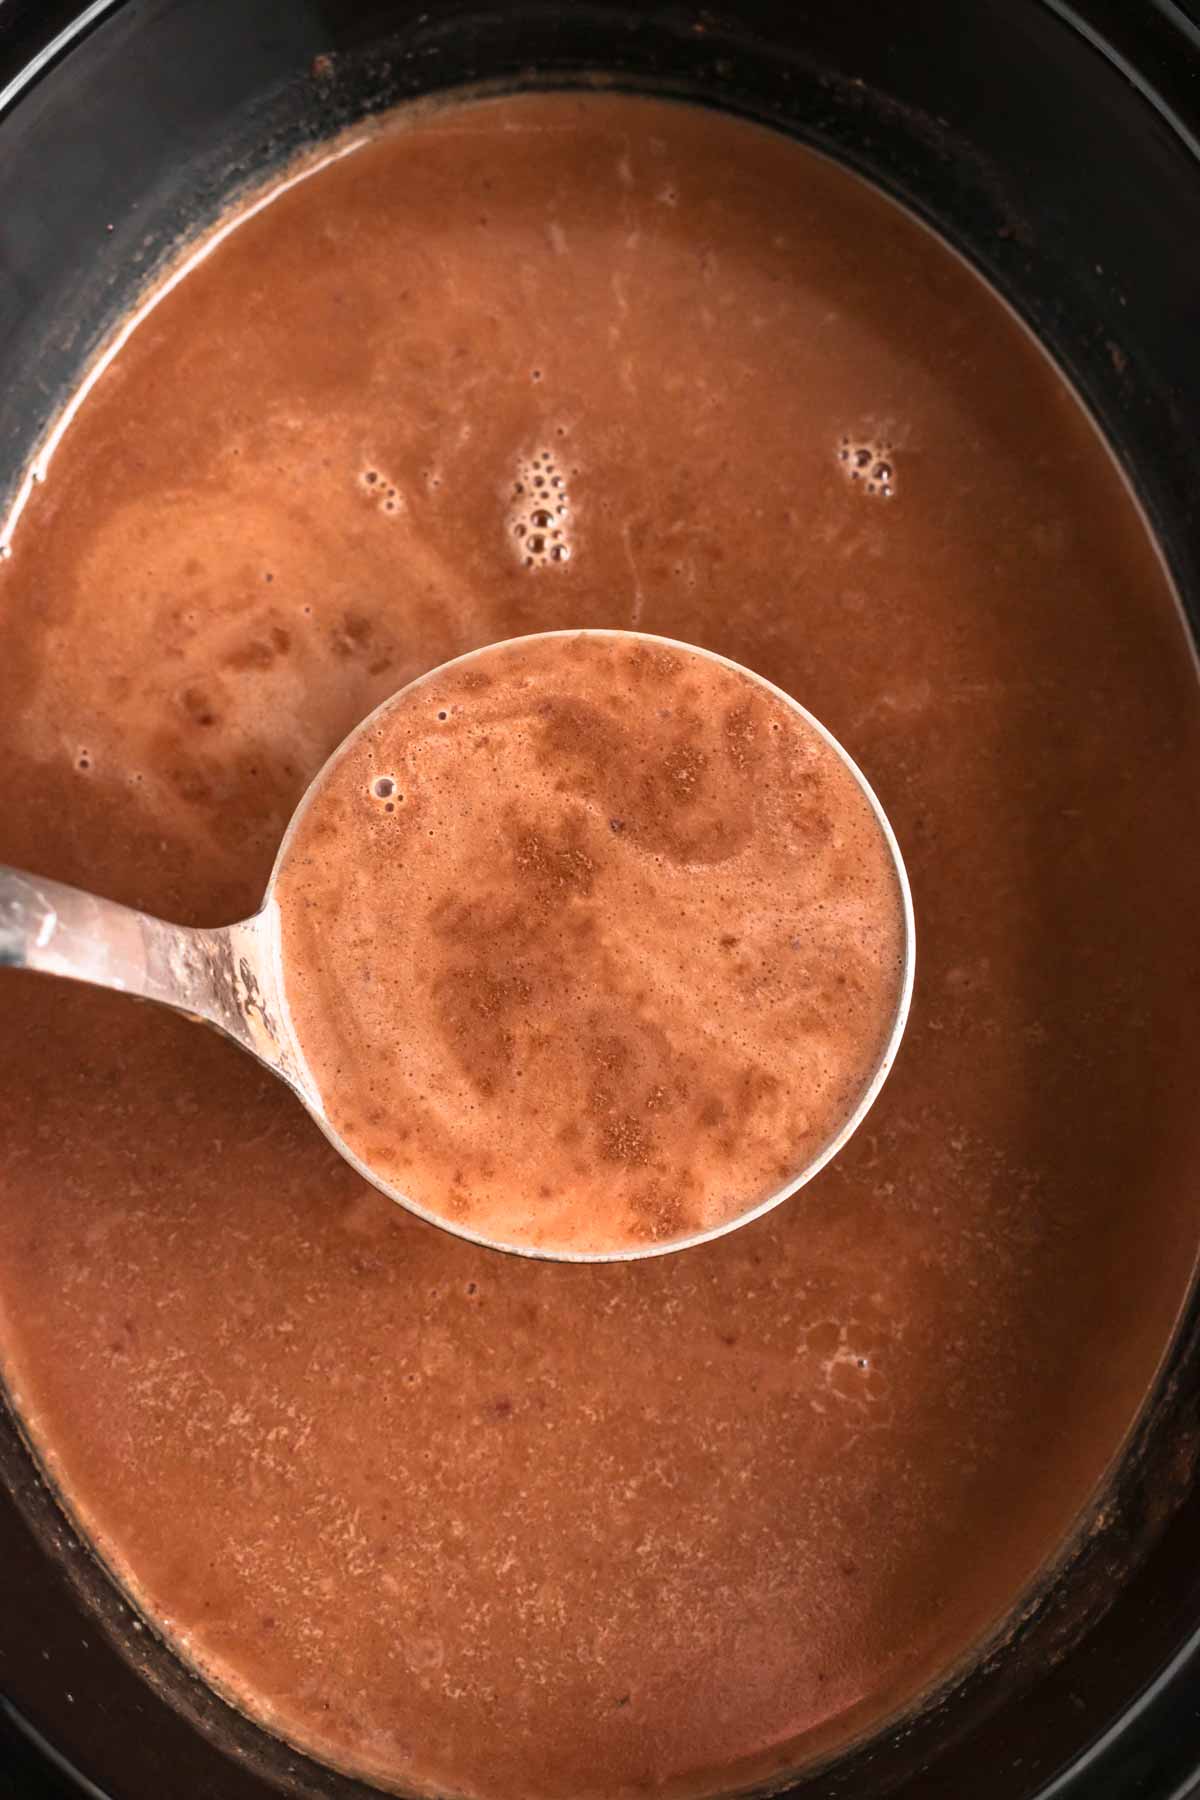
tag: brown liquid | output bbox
[1,91,1199,1800]
[274,632,907,1255]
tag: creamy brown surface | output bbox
[1,91,1200,1800]
[275,631,906,1255]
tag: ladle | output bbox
[0,630,914,1261]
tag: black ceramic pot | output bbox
[2,3,1200,1797]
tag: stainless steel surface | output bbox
[0,865,301,1092]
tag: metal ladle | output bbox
[0,630,914,1262]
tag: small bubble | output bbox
[531,508,554,529]
[384,500,396,512]
[524,555,534,568]
[365,471,378,484]
[528,534,546,555]
[873,461,892,482]
[551,476,564,489]
[556,504,568,517]
[76,752,91,771]
[513,523,527,538]
[854,448,871,469]
[531,369,542,382]
[551,543,571,562]
[372,776,396,799]
[384,802,395,813]
[437,710,448,722]
[534,476,546,489]
[264,571,274,583]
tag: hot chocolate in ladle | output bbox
[0,630,913,1262]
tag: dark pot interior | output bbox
[2,3,1200,1797]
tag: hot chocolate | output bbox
[0,89,1198,1800]
[274,631,907,1255]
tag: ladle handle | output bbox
[0,864,291,1077]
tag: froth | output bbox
[359,468,404,515]
[838,433,897,498]
[509,446,574,567]
[275,635,906,1255]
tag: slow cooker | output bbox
[2,2,1200,1796]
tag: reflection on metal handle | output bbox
[0,864,296,1085]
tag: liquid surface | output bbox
[1,91,1199,1800]
[276,632,907,1255]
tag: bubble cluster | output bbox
[361,469,402,516]
[369,772,402,814]
[508,447,573,569]
[838,435,896,499]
